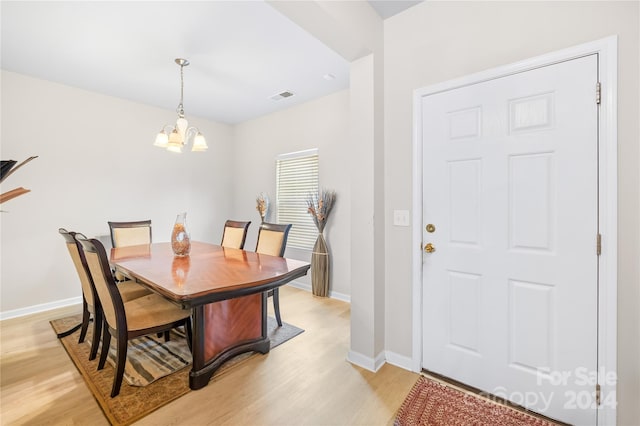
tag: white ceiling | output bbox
[368,0,423,19]
[1,1,420,125]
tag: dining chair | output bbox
[255,222,292,327]
[108,220,152,282]
[77,236,192,397]
[58,228,150,361]
[220,220,251,249]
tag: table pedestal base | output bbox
[189,337,270,390]
[189,292,269,390]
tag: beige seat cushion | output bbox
[117,281,152,302]
[113,267,131,282]
[112,226,151,281]
[256,230,285,256]
[221,226,246,249]
[65,242,97,309]
[123,294,191,332]
[112,227,151,248]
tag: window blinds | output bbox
[276,149,319,250]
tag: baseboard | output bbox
[287,280,312,293]
[1,282,349,321]
[0,296,82,321]
[385,350,416,372]
[346,349,386,372]
[288,280,351,303]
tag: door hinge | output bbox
[596,383,602,406]
[597,233,602,256]
[596,82,602,104]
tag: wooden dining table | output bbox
[110,241,310,390]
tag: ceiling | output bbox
[1,1,421,125]
[368,0,423,19]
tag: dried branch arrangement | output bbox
[306,189,336,233]
[256,192,270,222]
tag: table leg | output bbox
[189,292,270,390]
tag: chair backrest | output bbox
[255,223,292,257]
[59,228,97,309]
[221,220,251,249]
[77,237,126,330]
[108,220,152,248]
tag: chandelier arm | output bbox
[184,127,201,144]
[160,124,176,133]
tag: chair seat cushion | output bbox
[123,294,191,332]
[112,226,151,248]
[256,230,285,256]
[117,281,152,302]
[113,267,129,282]
[222,226,246,249]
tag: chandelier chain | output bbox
[177,62,185,118]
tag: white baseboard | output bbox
[288,280,351,303]
[0,280,351,321]
[0,296,82,321]
[384,350,416,372]
[346,349,386,372]
[287,280,312,292]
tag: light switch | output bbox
[393,210,410,227]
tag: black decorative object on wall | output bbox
[0,156,38,206]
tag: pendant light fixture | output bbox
[153,58,208,153]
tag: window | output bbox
[276,149,319,250]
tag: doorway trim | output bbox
[411,36,617,425]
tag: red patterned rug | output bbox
[395,375,561,426]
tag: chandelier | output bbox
[153,58,208,153]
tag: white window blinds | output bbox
[276,149,319,250]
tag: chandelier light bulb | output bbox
[192,132,208,152]
[154,130,169,148]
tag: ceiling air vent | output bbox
[270,91,294,101]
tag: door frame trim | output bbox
[411,36,618,425]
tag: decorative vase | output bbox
[311,232,329,297]
[171,212,191,257]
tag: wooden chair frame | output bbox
[107,220,152,248]
[58,228,102,361]
[255,222,292,326]
[77,237,192,397]
[220,220,251,249]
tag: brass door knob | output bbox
[424,243,436,253]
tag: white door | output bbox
[421,54,599,425]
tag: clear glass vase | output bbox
[171,212,191,257]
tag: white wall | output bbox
[383,1,639,424]
[231,90,351,298]
[0,71,235,316]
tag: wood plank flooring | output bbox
[0,286,418,425]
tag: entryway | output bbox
[412,37,618,426]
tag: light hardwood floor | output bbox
[0,286,419,425]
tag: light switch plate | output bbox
[393,210,410,227]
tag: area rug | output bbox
[98,328,192,387]
[394,375,562,426]
[51,314,303,426]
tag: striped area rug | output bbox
[98,329,192,386]
[51,314,304,425]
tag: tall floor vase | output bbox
[311,233,329,297]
